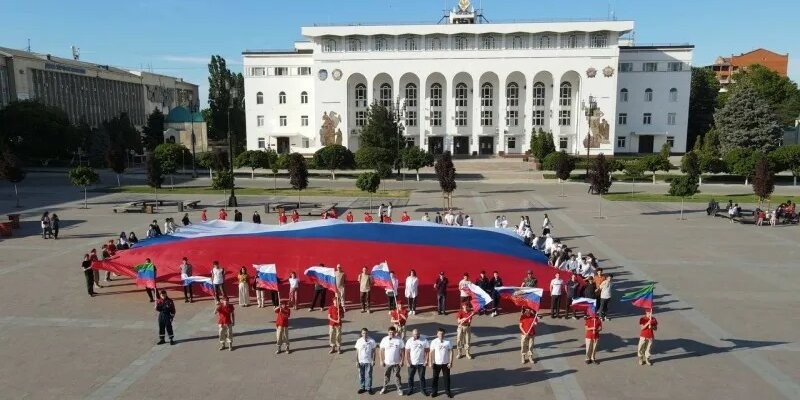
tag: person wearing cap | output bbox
[455,302,473,359]
[434,272,449,315]
[155,290,176,345]
[638,309,658,365]
[519,307,537,363]
[521,270,537,288]
[275,300,291,354]
[390,301,409,340]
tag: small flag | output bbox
[183,275,215,295]
[133,262,156,289]
[465,282,493,312]
[571,297,597,316]
[255,264,279,291]
[620,283,655,309]
[496,287,543,311]
[304,266,337,292]
[371,262,395,291]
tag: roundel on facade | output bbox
[332,69,343,81]
[318,69,329,81]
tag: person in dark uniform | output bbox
[82,254,95,297]
[234,209,243,222]
[252,211,262,224]
[155,290,176,345]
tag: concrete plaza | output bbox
[0,168,798,400]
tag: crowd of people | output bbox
[39,211,60,239]
[707,199,798,226]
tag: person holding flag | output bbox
[638,309,658,366]
[455,302,473,360]
[179,257,193,303]
[584,308,602,365]
[133,258,157,302]
[328,297,344,354]
[390,301,409,340]
[371,262,398,310]
[216,297,235,351]
[306,263,335,311]
[519,307,537,364]
[278,210,287,225]
[275,300,291,354]
[256,264,279,309]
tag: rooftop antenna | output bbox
[71,45,80,60]
[26,39,31,52]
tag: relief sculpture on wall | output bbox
[583,107,610,149]
[320,111,343,146]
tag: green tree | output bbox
[680,151,701,179]
[287,153,309,203]
[212,169,233,190]
[207,56,246,153]
[356,172,381,212]
[702,128,721,158]
[771,145,800,186]
[401,146,435,181]
[693,135,704,152]
[729,64,800,126]
[359,103,402,171]
[641,154,671,184]
[715,84,783,154]
[103,112,141,154]
[195,151,221,180]
[106,145,126,187]
[146,153,163,189]
[154,143,188,188]
[688,68,720,148]
[529,128,542,159]
[0,100,80,163]
[553,151,575,181]
[355,146,394,170]
[723,147,760,185]
[751,157,775,206]
[589,154,612,195]
[659,142,671,159]
[141,108,165,152]
[235,150,272,179]
[0,150,26,207]
[668,175,700,220]
[434,151,457,208]
[313,144,355,180]
[624,159,646,190]
[530,128,555,160]
[68,166,100,209]
[87,126,110,168]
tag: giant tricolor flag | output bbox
[571,297,597,316]
[133,262,156,288]
[620,283,655,309]
[495,287,543,311]
[255,264,279,291]
[182,275,216,295]
[465,282,493,312]
[371,262,395,291]
[304,266,337,292]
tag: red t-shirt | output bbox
[216,304,234,325]
[401,214,411,222]
[390,309,409,326]
[364,215,373,222]
[639,316,658,339]
[519,314,536,336]
[456,310,472,327]
[585,316,602,339]
[200,211,207,221]
[275,307,291,327]
[278,214,287,224]
[330,209,338,219]
[383,216,392,223]
[346,214,354,222]
[328,305,342,326]
[218,211,228,220]
[291,213,300,223]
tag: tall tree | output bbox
[702,128,721,158]
[553,151,576,197]
[235,150,272,180]
[401,146,435,181]
[359,103,402,171]
[434,151,457,208]
[771,145,800,186]
[715,84,783,154]
[687,68,720,149]
[723,147,760,185]
[0,150,26,207]
[641,154,671,184]
[729,64,800,126]
[313,145,355,180]
[680,151,701,179]
[751,157,775,206]
[141,108,165,152]
[103,112,141,154]
[207,56,245,154]
[106,145,126,187]
[589,154,612,195]
[287,153,309,203]
[68,166,100,209]
[154,143,187,188]
[146,153,163,189]
[0,100,80,162]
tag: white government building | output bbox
[243,1,692,157]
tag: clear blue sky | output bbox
[1,0,798,107]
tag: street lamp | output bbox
[214,81,238,207]
[189,101,198,178]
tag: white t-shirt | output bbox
[422,215,429,222]
[494,219,501,228]
[465,216,473,227]
[380,336,405,365]
[288,277,299,290]
[211,267,224,284]
[355,337,377,364]
[550,278,564,295]
[404,276,419,298]
[501,219,508,228]
[429,338,453,365]
[458,279,470,297]
[405,336,429,365]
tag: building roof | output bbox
[735,48,788,58]
[619,44,694,50]
[165,106,204,123]
[301,20,634,37]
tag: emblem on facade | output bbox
[332,69,343,81]
[458,0,471,12]
[318,69,328,81]
[583,107,610,148]
[586,68,597,78]
[603,66,614,77]
[320,111,343,146]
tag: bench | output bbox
[183,200,201,209]
[266,202,298,213]
[113,202,145,213]
[308,203,338,217]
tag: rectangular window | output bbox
[506,110,519,127]
[532,110,545,126]
[455,110,468,127]
[558,110,571,126]
[667,112,676,125]
[301,115,309,126]
[481,110,493,126]
[355,111,367,127]
[619,63,633,72]
[667,136,675,148]
[559,137,568,150]
[257,138,266,149]
[279,116,287,127]
[590,34,608,48]
[618,113,627,125]
[643,62,658,72]
[616,136,626,148]
[619,90,628,102]
[405,111,417,127]
[430,110,442,127]
[508,137,516,149]
[275,67,288,76]
[668,62,683,72]
[256,115,264,127]
[302,138,310,148]
[643,113,652,125]
[297,67,311,76]
[250,67,265,76]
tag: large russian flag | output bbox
[304,266,337,292]
[496,287,543,311]
[256,264,279,291]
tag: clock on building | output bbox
[318,69,328,81]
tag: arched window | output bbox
[559,82,572,106]
[481,35,496,50]
[506,83,519,107]
[430,83,443,107]
[619,88,628,102]
[256,92,263,105]
[428,37,443,51]
[539,35,551,48]
[300,91,308,104]
[404,37,417,51]
[375,37,388,51]
[566,34,578,49]
[512,35,524,50]
[354,84,367,107]
[481,83,494,107]
[379,83,393,108]
[455,83,469,107]
[590,33,608,48]
[348,38,362,52]
[669,88,678,102]
[405,83,418,107]
[455,36,469,50]
[532,82,545,107]
[323,39,337,52]
[279,91,286,104]
[644,88,653,102]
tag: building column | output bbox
[522,76,533,154]
[471,75,481,155]
[497,79,507,155]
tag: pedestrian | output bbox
[638,309,658,366]
[379,326,405,395]
[455,303,473,359]
[155,290,176,345]
[346,211,354,222]
[475,271,491,315]
[421,212,430,222]
[41,212,51,239]
[598,274,613,320]
[542,213,553,236]
[275,300,291,354]
[89,249,102,289]
[428,327,454,398]
[128,231,139,246]
[216,297,235,351]
[237,266,250,307]
[565,274,580,319]
[252,211,262,224]
[200,209,208,222]
[364,212,374,222]
[401,211,411,222]
[489,271,503,317]
[390,301,409,340]
[549,273,564,318]
[218,208,228,221]
[81,254,95,297]
[179,257,193,303]
[385,271,399,310]
[232,209,241,222]
[387,202,393,219]
[519,308,537,364]
[101,245,113,283]
[291,209,300,223]
[584,312,602,364]
[335,264,347,311]
[458,273,470,304]
[404,328,430,396]
[465,214,473,227]
[211,261,226,305]
[181,213,191,226]
[288,271,299,310]
[434,272,449,315]
[404,269,419,315]
[310,263,328,311]
[50,213,60,239]
[355,328,377,395]
[358,266,373,313]
[434,212,443,224]
[278,210,288,225]
[328,297,344,354]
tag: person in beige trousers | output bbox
[358,266,373,313]
[335,264,347,311]
[328,297,344,354]
[638,309,658,365]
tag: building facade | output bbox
[710,48,789,90]
[243,2,692,156]
[0,46,200,128]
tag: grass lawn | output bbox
[100,186,412,198]
[603,191,799,205]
